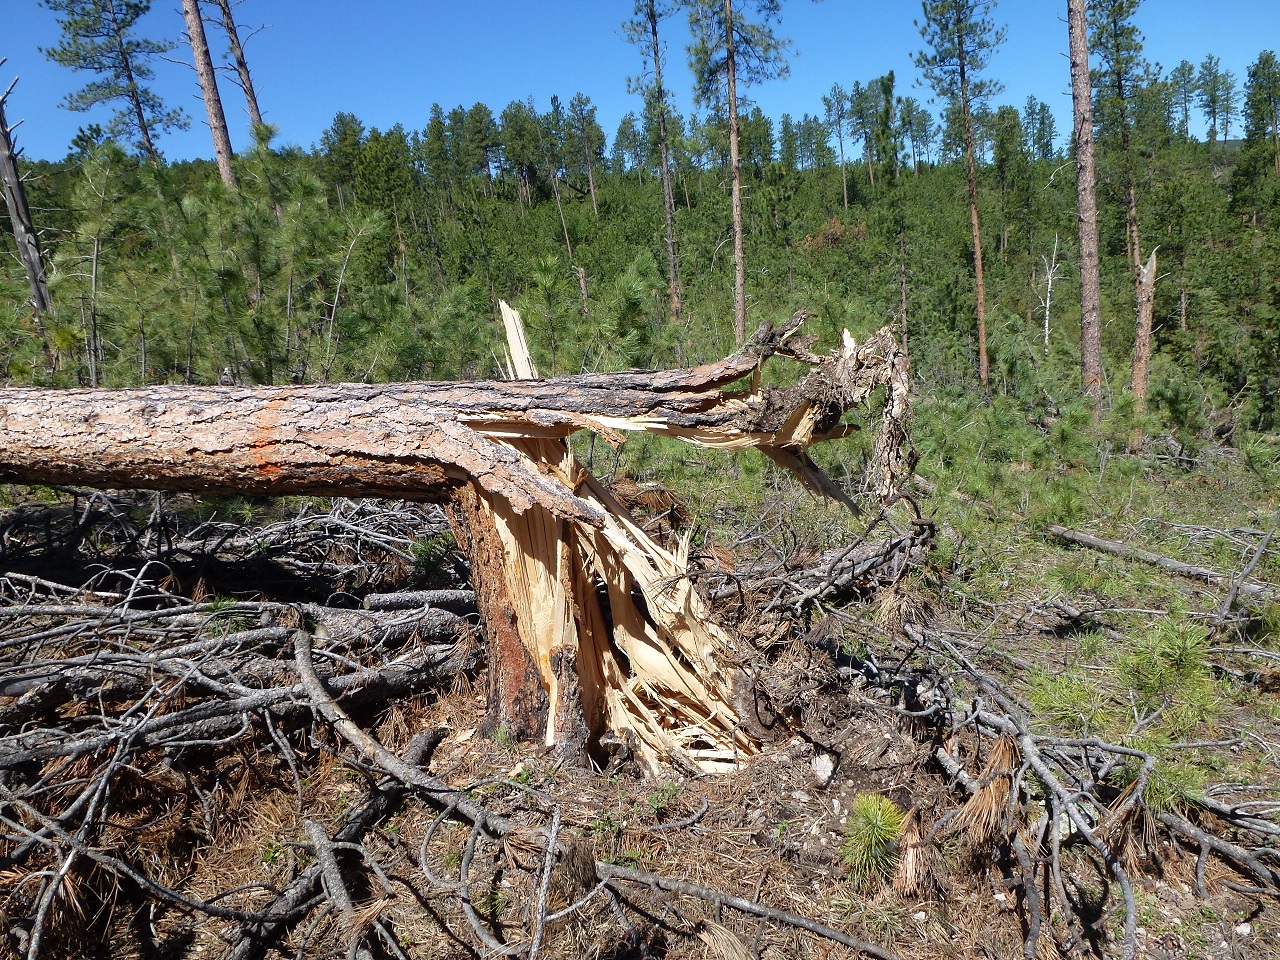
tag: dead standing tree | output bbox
[0,67,56,370]
[0,306,913,771]
[210,0,265,131]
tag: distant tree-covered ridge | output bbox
[1,2,1277,439]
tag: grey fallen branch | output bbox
[362,588,477,615]
[597,863,898,960]
[0,640,477,769]
[913,623,1148,960]
[291,629,898,959]
[1210,509,1279,631]
[1048,524,1278,601]
[227,729,447,960]
[705,522,934,613]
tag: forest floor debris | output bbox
[0,461,1277,959]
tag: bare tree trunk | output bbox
[0,320,903,502]
[724,0,747,346]
[0,76,56,372]
[583,146,599,216]
[1128,246,1157,453]
[1039,233,1060,355]
[1272,100,1279,176]
[1113,64,1149,451]
[959,69,989,395]
[573,264,591,319]
[897,222,909,353]
[645,1,683,324]
[1068,0,1104,423]
[181,0,237,189]
[549,170,573,260]
[448,481,550,741]
[837,132,848,208]
[212,0,264,129]
[87,237,101,385]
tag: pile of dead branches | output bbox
[4,487,1276,960]
[0,496,477,954]
[0,491,924,959]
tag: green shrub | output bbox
[840,794,906,888]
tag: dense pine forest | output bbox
[3,3,1280,959]
[3,1,1278,446]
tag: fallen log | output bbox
[362,588,476,614]
[0,306,915,772]
[0,312,897,514]
[1047,524,1278,601]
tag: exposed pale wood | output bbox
[448,481,553,742]
[1129,246,1158,452]
[457,355,763,769]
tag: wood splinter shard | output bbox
[0,303,912,772]
[453,303,912,773]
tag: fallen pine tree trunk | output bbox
[0,306,915,772]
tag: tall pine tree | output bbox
[1068,0,1104,420]
[685,0,791,345]
[914,0,1006,394]
[40,0,188,161]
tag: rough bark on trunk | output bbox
[583,146,598,216]
[212,0,264,129]
[1129,247,1157,452]
[0,305,913,771]
[182,0,237,188]
[1068,0,1104,422]
[0,73,54,369]
[725,0,747,346]
[448,481,549,742]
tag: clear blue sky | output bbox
[4,1,1276,162]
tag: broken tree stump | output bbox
[0,307,914,772]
